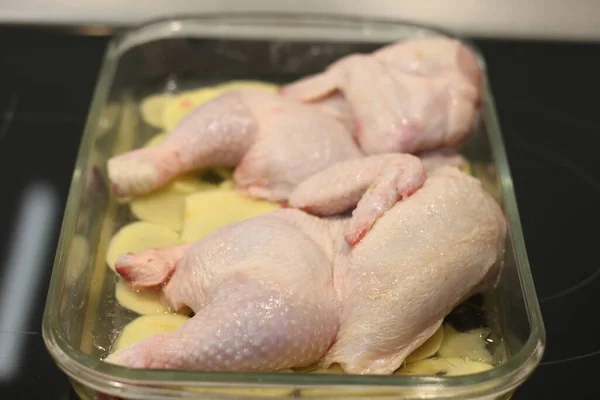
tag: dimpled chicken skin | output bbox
[107,160,505,374]
[280,37,483,155]
[306,166,506,374]
[107,89,361,202]
[106,209,341,371]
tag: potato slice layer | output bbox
[130,187,187,232]
[163,81,278,132]
[438,325,493,364]
[106,221,181,271]
[181,189,279,243]
[115,279,171,315]
[397,357,493,376]
[139,94,170,129]
[112,314,190,351]
[406,325,445,363]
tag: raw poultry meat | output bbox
[106,161,506,374]
[280,37,483,155]
[290,164,505,374]
[108,88,361,201]
[105,209,341,370]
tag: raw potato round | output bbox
[130,186,187,232]
[405,324,445,363]
[112,314,190,351]
[115,279,171,315]
[218,179,235,190]
[163,88,222,132]
[163,80,278,132]
[171,176,218,194]
[140,94,170,129]
[215,80,278,93]
[460,159,472,176]
[106,221,181,271]
[143,132,167,148]
[438,325,494,364]
[397,357,493,376]
[180,189,280,243]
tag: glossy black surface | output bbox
[0,29,598,399]
[0,30,107,400]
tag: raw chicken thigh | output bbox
[108,89,361,201]
[280,37,483,155]
[290,164,506,374]
[106,209,341,371]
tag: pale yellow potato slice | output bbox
[130,187,187,232]
[438,325,494,364]
[163,88,222,132]
[405,324,445,363]
[397,357,493,376]
[293,362,344,374]
[218,179,235,190]
[115,279,172,315]
[460,159,472,176]
[139,94,170,129]
[105,221,181,271]
[163,80,278,132]
[214,80,278,93]
[181,189,279,243]
[171,177,218,194]
[143,132,167,148]
[112,314,190,351]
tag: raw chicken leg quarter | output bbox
[106,209,341,371]
[290,164,506,374]
[107,89,361,201]
[280,37,483,155]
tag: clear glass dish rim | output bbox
[41,12,546,399]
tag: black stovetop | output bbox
[0,28,598,400]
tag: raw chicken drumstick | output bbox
[105,209,341,371]
[290,163,506,374]
[280,37,483,155]
[108,89,361,201]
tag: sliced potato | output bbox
[213,167,234,181]
[218,179,235,190]
[139,94,170,129]
[171,176,218,194]
[397,357,493,376]
[406,324,445,363]
[438,325,493,364]
[312,363,345,374]
[115,279,171,315]
[112,314,190,351]
[130,187,186,232]
[180,189,279,243]
[460,159,472,176]
[106,221,181,271]
[163,88,222,132]
[163,81,278,132]
[214,80,278,93]
[143,132,168,148]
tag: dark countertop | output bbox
[0,28,599,399]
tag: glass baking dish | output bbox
[41,13,545,400]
